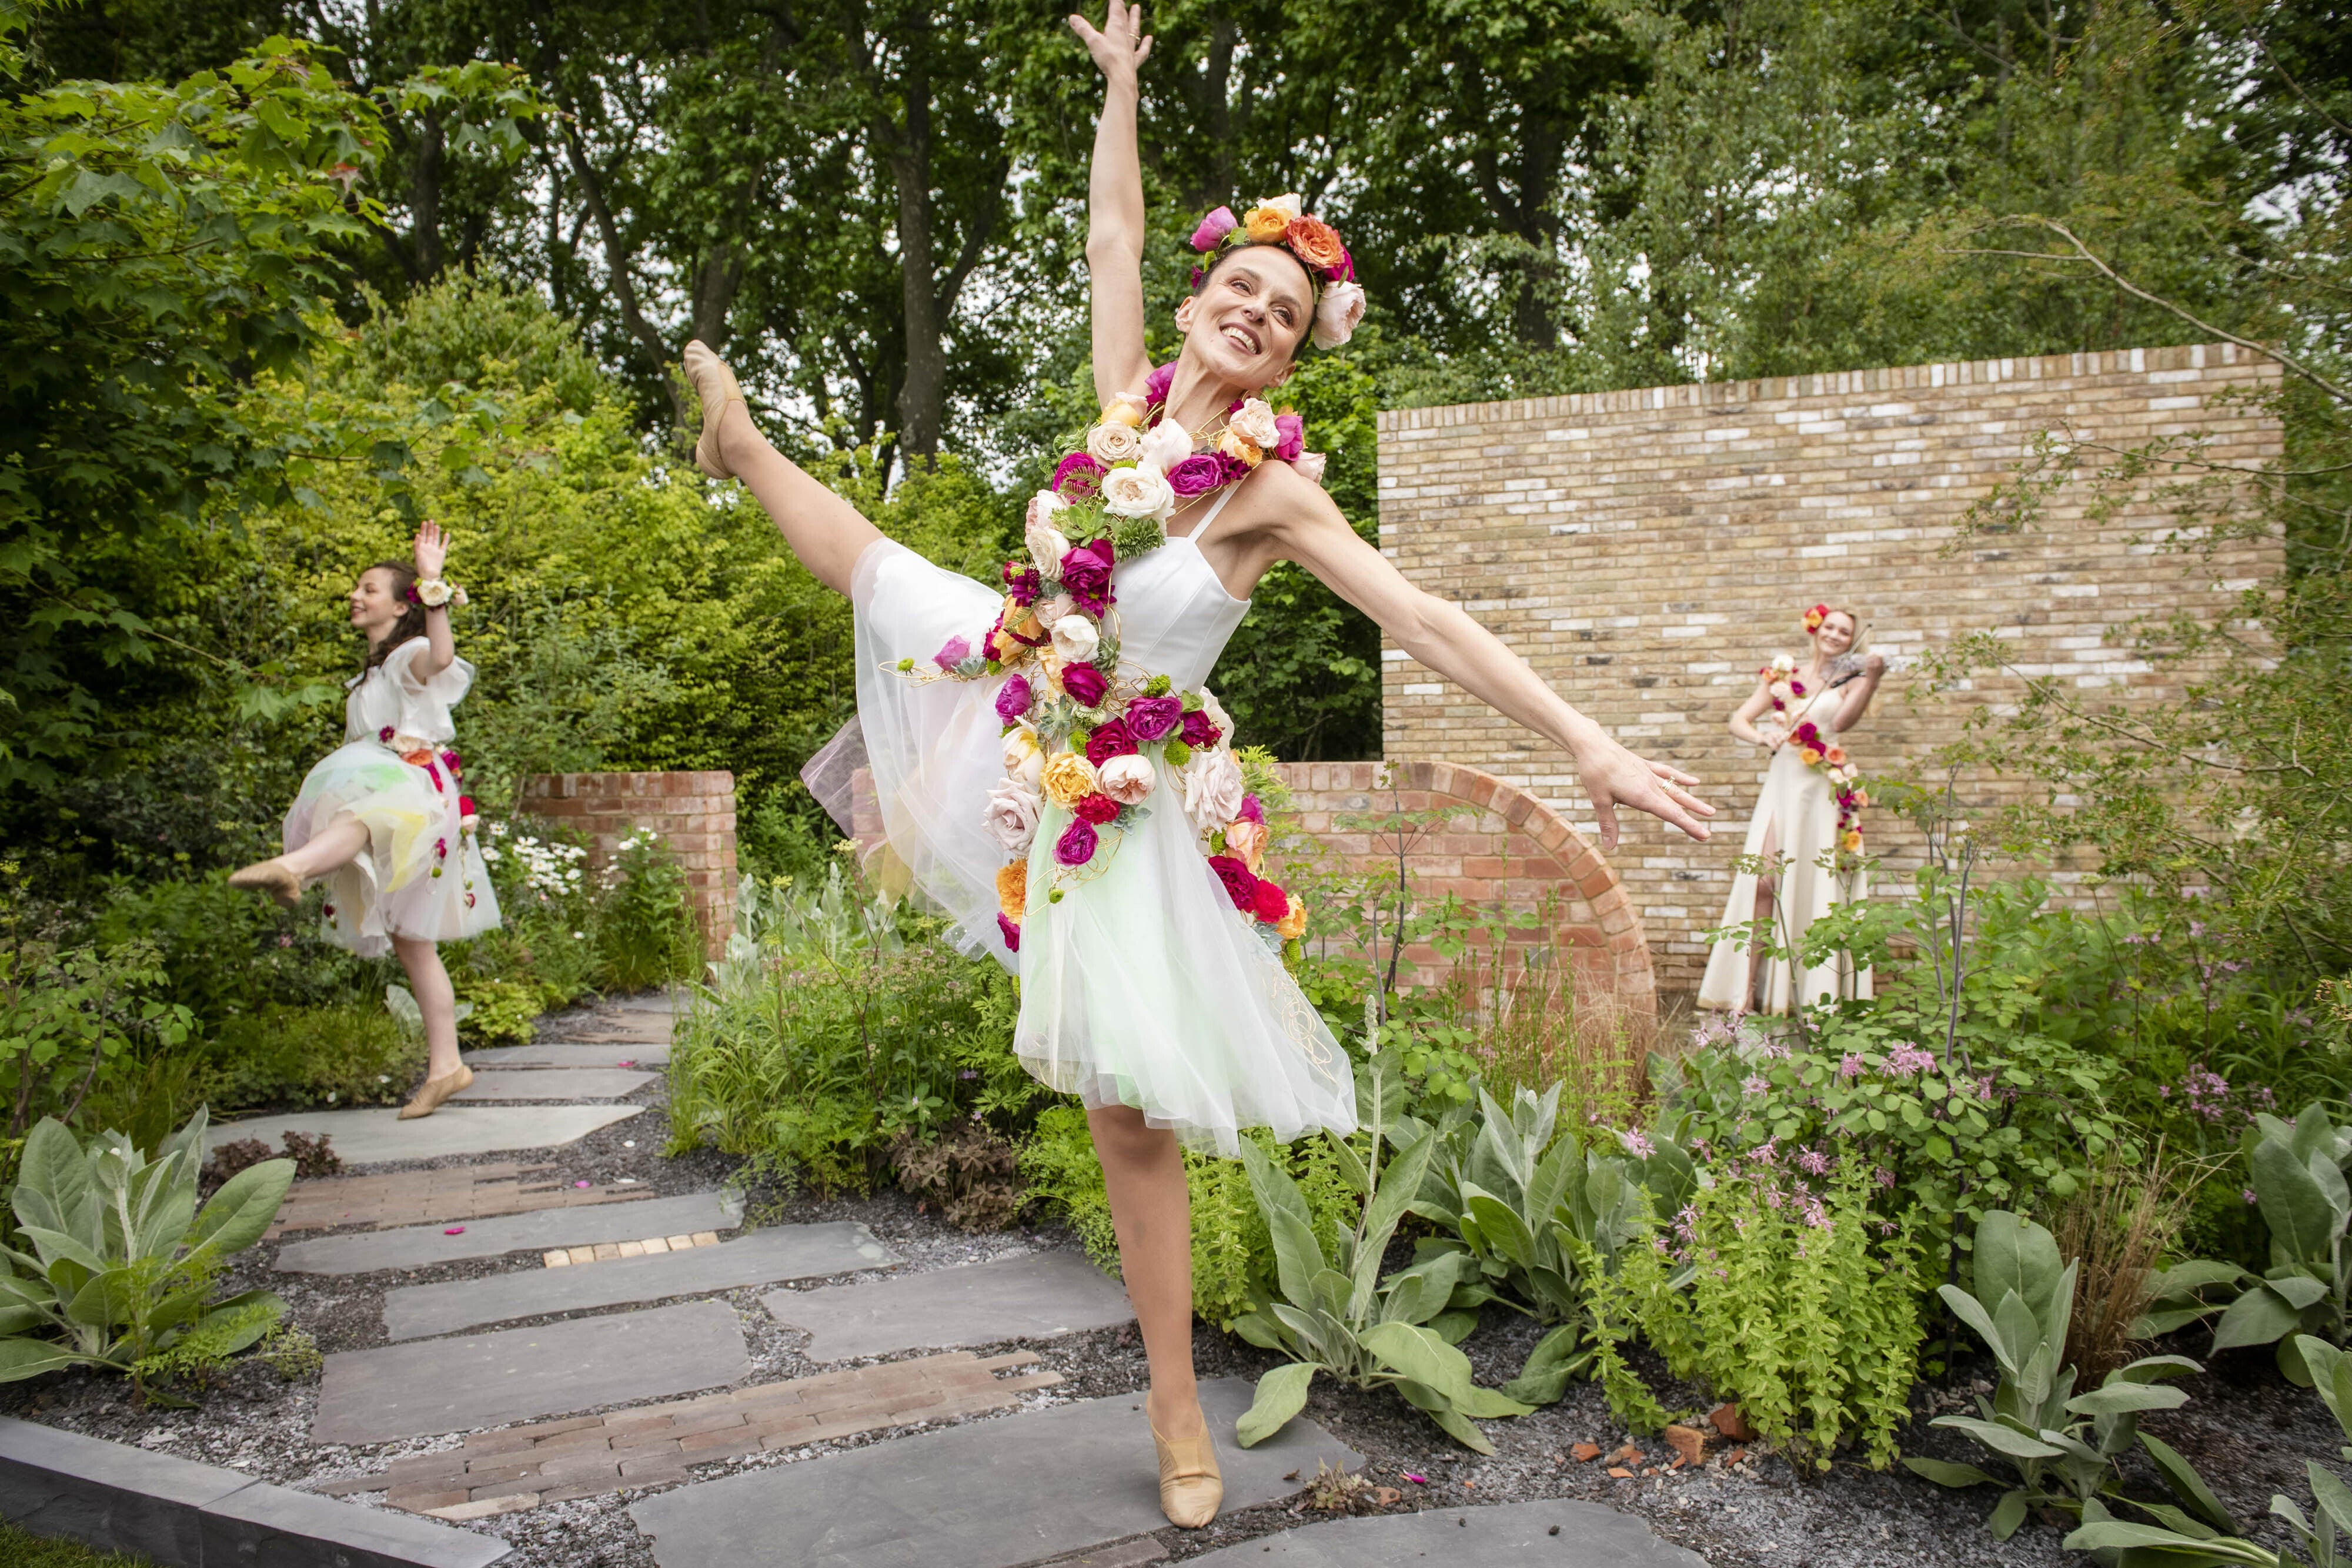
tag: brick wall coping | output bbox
[1376,341,2262,432]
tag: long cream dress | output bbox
[1697,671,1872,1013]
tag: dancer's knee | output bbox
[1087,1102,1173,1171]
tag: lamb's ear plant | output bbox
[1904,1211,2199,1537]
[2204,1105,2351,1385]
[1232,1052,1533,1455]
[0,1106,293,1401]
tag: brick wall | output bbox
[1375,343,2283,991]
[844,758,1655,1016]
[519,771,737,957]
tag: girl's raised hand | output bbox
[1068,1,1151,85]
[413,519,448,581]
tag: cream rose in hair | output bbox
[1180,747,1245,837]
[1312,280,1367,350]
[981,778,1043,856]
[1048,614,1100,664]
[1139,418,1192,473]
[1097,753,1156,807]
[1229,398,1279,451]
[1101,462,1175,521]
[1084,420,1143,466]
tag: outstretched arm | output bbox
[1255,467,1713,848]
[1069,2,1155,407]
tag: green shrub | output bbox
[452,975,539,1046]
[596,828,700,992]
[198,1005,422,1111]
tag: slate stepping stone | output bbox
[276,1191,741,1275]
[205,1105,641,1166]
[464,1042,672,1067]
[385,1222,903,1340]
[626,1376,1360,1568]
[313,1299,751,1445]
[451,1068,656,1102]
[765,1251,1133,1360]
[1182,1499,1708,1566]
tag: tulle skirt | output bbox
[853,540,1357,1155]
[285,741,502,958]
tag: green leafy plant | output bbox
[596,828,700,992]
[1905,1211,2200,1537]
[453,974,540,1047]
[2206,1104,2350,1383]
[1231,1050,1532,1455]
[0,1107,293,1400]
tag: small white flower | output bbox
[1001,727,1045,789]
[1024,500,1071,576]
[1139,419,1192,473]
[1048,614,1100,664]
[1229,398,1279,450]
[1100,462,1175,521]
[572,931,586,940]
[1257,192,1303,221]
[1084,422,1143,466]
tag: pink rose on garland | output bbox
[1076,792,1120,825]
[1272,414,1305,463]
[1165,454,1229,498]
[1051,452,1105,501]
[1251,878,1289,925]
[1180,710,1223,750]
[1190,206,1238,252]
[1058,539,1117,618]
[1224,817,1268,874]
[934,636,971,672]
[997,913,1021,952]
[995,674,1034,723]
[1055,818,1099,867]
[1124,696,1184,743]
[1208,854,1258,911]
[1237,793,1265,824]
[1097,753,1156,806]
[1084,718,1138,765]
[1061,662,1109,707]
[1144,362,1176,406]
[1003,561,1042,604]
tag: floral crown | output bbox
[1188,196,1367,350]
[1802,603,1832,633]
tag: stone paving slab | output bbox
[626,1376,1361,1568]
[206,1105,641,1166]
[276,1192,740,1275]
[1181,1499,1708,1567]
[265,1164,647,1239]
[314,1300,751,1445]
[450,1068,657,1102]
[765,1251,1133,1360]
[463,1044,671,1067]
[335,1351,1063,1519]
[385,1222,901,1340]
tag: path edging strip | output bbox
[0,1415,510,1567]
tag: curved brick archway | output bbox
[1272,760,1655,1017]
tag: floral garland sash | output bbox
[1762,652,1867,864]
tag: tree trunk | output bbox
[885,20,944,463]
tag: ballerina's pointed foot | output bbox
[681,339,747,482]
[399,1064,473,1121]
[227,858,302,909]
[1150,1407,1223,1529]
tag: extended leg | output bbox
[229,815,370,906]
[684,342,881,597]
[393,934,471,1118]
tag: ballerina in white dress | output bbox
[676,0,1713,1523]
[229,521,500,1118]
[1698,603,1886,1014]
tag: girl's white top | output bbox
[344,636,475,744]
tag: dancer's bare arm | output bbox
[1238,463,1713,848]
[1070,2,1154,407]
[1729,676,1778,748]
[1833,654,1886,732]
[410,519,457,679]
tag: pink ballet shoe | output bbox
[228,858,302,909]
[682,340,747,481]
[399,1064,472,1121]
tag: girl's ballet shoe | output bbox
[681,339,747,481]
[399,1064,473,1121]
[227,858,302,909]
[1150,1413,1223,1529]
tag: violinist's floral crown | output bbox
[1188,196,1367,350]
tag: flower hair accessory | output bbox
[1802,603,1830,633]
[1189,195,1367,350]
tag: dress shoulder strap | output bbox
[1174,484,1240,544]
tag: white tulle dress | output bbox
[1697,673,1872,1013]
[851,520,1357,1156]
[284,636,502,958]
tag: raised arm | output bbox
[1068,2,1155,406]
[1247,466,1713,848]
[410,519,456,680]
[1833,654,1886,733]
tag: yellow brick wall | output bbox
[1374,344,2284,992]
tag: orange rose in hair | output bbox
[1284,216,1345,272]
[1244,205,1291,243]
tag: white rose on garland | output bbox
[1025,509,1071,578]
[1312,280,1366,350]
[1139,418,1192,473]
[981,778,1044,855]
[1180,747,1245,837]
[1085,421,1143,465]
[1097,753,1157,807]
[1230,398,1279,450]
[1101,462,1176,522]
[1048,614,1100,664]
[1001,727,1045,789]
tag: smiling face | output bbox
[349,566,407,640]
[1814,610,1858,656]
[1173,245,1315,392]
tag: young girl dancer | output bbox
[679,0,1713,1523]
[230,520,501,1119]
[1698,604,1886,1014]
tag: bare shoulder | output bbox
[1227,458,1345,543]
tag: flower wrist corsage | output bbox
[409,579,467,609]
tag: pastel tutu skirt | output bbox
[853,540,1357,1155]
[285,741,501,958]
